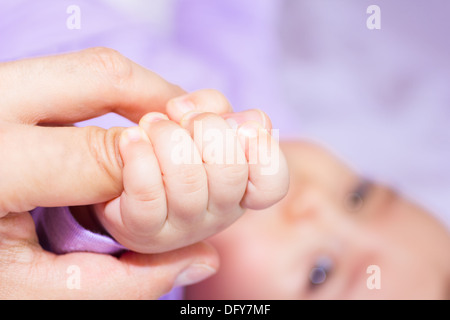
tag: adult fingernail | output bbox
[174,264,217,287]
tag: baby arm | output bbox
[92,90,290,254]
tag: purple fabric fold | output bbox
[31,206,126,255]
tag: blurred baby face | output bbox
[186,141,450,299]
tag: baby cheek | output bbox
[231,237,286,297]
[227,259,270,298]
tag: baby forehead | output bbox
[280,141,357,188]
[280,141,340,169]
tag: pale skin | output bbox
[0,48,288,299]
[3,48,447,300]
[186,141,450,299]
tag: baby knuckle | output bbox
[174,165,206,192]
[218,163,248,186]
[127,184,165,204]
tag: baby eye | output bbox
[309,256,334,287]
[345,179,373,212]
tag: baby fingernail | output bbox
[123,127,148,143]
[170,96,196,115]
[223,109,269,129]
[237,121,265,139]
[174,264,217,287]
[180,110,203,127]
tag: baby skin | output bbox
[74,89,289,254]
[187,141,450,299]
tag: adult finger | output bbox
[0,124,126,215]
[0,47,185,125]
[0,211,218,300]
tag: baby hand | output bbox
[94,90,289,253]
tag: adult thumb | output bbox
[0,123,126,215]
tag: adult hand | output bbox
[0,47,223,299]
